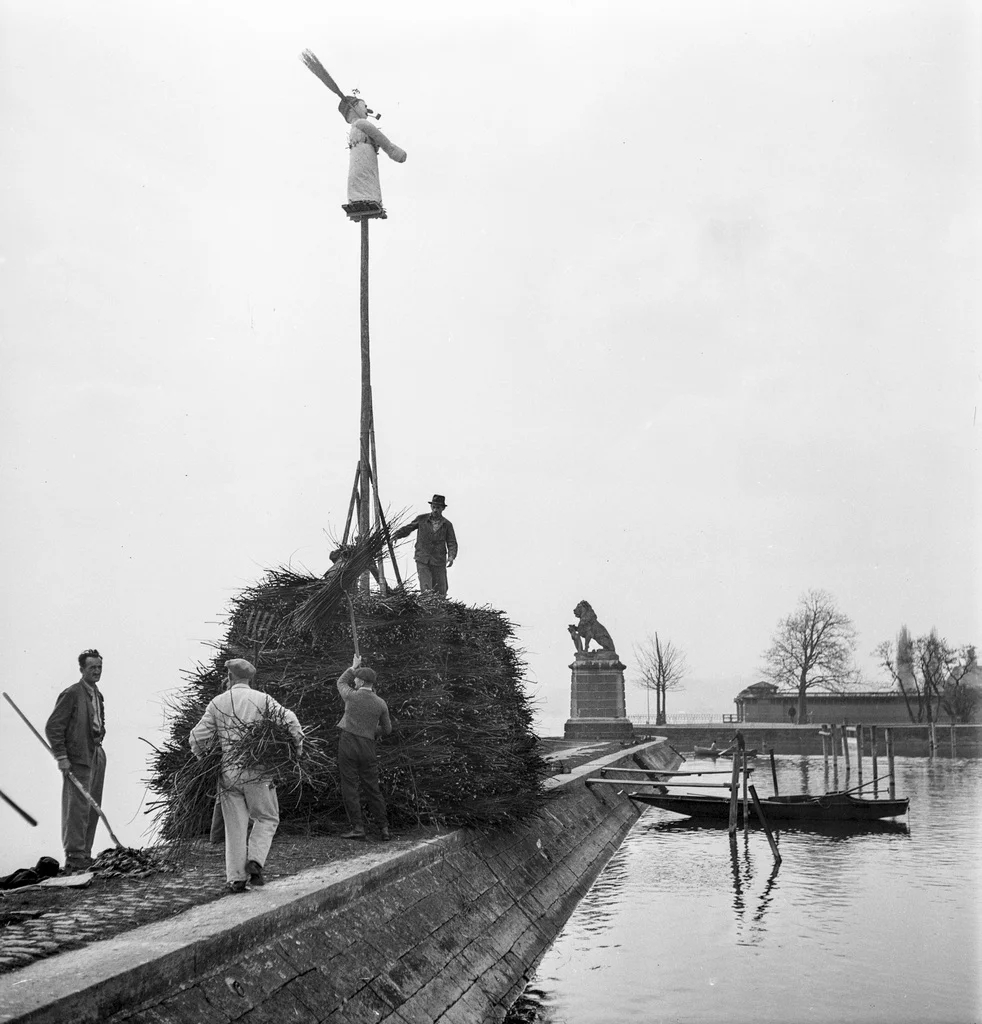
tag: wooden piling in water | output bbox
[951,724,957,758]
[856,723,864,790]
[841,721,851,772]
[769,749,779,796]
[830,724,839,788]
[870,725,879,791]
[742,747,749,834]
[885,728,896,800]
[728,748,741,835]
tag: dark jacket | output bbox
[45,681,105,766]
[336,668,393,740]
[396,513,458,566]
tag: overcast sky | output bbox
[1,0,979,869]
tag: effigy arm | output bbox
[356,119,407,163]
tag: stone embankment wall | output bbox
[638,724,982,758]
[0,740,679,1024]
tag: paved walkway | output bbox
[0,738,624,977]
[0,833,419,975]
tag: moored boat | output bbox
[631,790,908,822]
[693,745,758,759]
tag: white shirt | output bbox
[189,683,303,778]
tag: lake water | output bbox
[508,755,982,1024]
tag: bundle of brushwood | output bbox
[147,577,550,844]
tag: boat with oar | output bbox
[692,743,758,759]
[631,789,908,823]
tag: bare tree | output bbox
[633,633,687,725]
[875,629,978,724]
[761,589,859,722]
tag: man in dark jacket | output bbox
[45,649,107,872]
[336,653,392,840]
[394,493,458,596]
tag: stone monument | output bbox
[563,601,633,741]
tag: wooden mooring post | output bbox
[769,749,779,796]
[885,728,896,800]
[830,724,839,787]
[819,726,829,767]
[870,725,879,793]
[728,745,741,835]
[742,746,750,834]
[856,723,864,790]
[841,721,851,773]
[950,724,957,758]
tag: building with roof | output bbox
[732,681,969,725]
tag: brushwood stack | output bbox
[147,578,549,842]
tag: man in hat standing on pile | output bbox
[45,648,108,873]
[190,659,304,893]
[394,493,458,596]
[336,653,392,841]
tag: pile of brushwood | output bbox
[147,573,551,845]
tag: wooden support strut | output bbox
[749,784,782,866]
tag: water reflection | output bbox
[643,814,910,843]
[576,854,628,936]
[507,756,981,1024]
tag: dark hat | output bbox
[354,667,378,687]
[429,494,447,507]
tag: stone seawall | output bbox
[0,740,679,1024]
[638,724,982,758]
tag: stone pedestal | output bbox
[563,651,633,740]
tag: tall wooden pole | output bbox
[358,217,373,594]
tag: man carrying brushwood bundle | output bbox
[393,493,458,596]
[190,659,304,893]
[45,649,107,873]
[336,653,392,841]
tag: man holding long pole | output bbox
[44,649,108,872]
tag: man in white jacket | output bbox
[190,659,303,893]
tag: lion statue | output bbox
[568,600,615,653]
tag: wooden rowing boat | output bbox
[692,745,758,759]
[630,790,909,822]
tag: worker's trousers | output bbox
[219,772,279,883]
[338,730,388,832]
[416,560,448,596]
[62,746,106,866]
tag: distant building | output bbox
[733,681,965,725]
